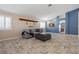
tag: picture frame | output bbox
[49,23,55,27]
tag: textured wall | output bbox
[0,10,40,40]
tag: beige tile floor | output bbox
[0,33,79,54]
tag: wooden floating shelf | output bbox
[19,18,38,22]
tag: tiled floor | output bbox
[0,33,79,54]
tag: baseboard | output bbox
[0,36,21,42]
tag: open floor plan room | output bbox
[0,4,79,54]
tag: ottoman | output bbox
[35,33,51,42]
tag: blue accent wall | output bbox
[46,16,60,33]
[66,8,79,35]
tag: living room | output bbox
[0,4,79,54]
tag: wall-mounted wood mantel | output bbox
[19,18,38,22]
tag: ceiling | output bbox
[0,4,79,20]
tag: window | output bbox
[0,16,12,30]
[40,21,45,28]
